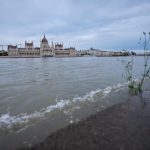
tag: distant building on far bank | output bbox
[8,35,77,57]
[76,48,129,57]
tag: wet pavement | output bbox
[19,94,150,150]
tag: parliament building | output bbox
[8,35,77,57]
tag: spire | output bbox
[51,40,54,49]
[41,34,48,43]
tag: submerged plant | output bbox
[138,32,150,92]
[122,55,133,82]
[123,32,150,95]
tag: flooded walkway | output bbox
[20,94,150,150]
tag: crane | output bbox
[0,45,9,51]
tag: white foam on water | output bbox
[0,111,44,129]
[0,100,71,130]
[0,82,127,131]
[44,100,71,113]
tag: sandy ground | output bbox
[19,95,150,150]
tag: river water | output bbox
[0,56,149,149]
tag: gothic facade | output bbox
[8,35,77,57]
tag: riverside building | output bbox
[8,35,77,57]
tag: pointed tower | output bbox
[40,34,53,57]
[51,40,54,50]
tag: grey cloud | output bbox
[0,0,150,50]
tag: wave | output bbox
[0,82,127,131]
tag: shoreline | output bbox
[0,55,146,58]
[19,95,150,150]
[0,56,41,58]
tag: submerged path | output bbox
[20,95,150,150]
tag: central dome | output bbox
[41,35,48,43]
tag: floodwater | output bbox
[0,56,149,149]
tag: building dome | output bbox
[41,35,48,43]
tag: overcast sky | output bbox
[0,0,150,50]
